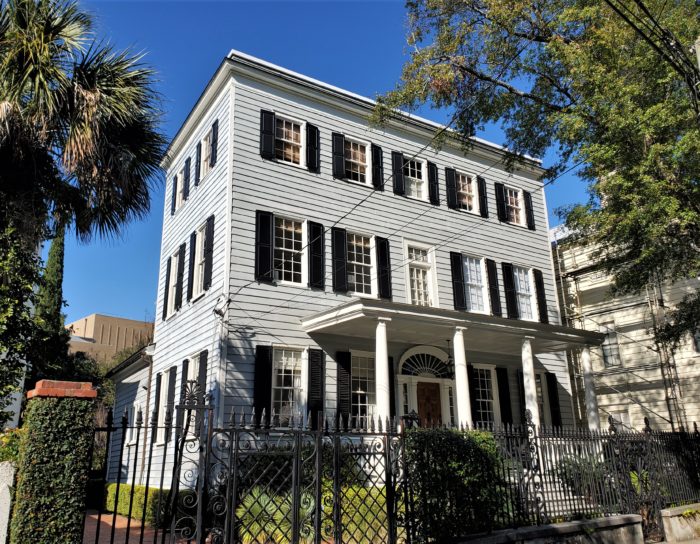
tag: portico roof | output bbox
[301,299,604,356]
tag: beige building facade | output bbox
[66,314,154,364]
[551,226,700,432]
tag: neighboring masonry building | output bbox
[111,51,605,483]
[66,313,154,364]
[551,226,700,432]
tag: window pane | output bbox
[351,355,376,426]
[408,246,432,306]
[513,266,533,319]
[463,256,485,312]
[344,140,367,183]
[347,233,372,294]
[274,217,303,283]
[456,173,475,211]
[473,368,494,425]
[403,160,424,199]
[275,118,302,165]
[600,323,621,367]
[272,348,302,426]
[506,188,521,224]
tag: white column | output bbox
[581,346,601,431]
[521,336,540,428]
[453,327,473,427]
[375,317,391,422]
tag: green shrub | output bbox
[555,454,615,506]
[104,483,165,526]
[9,397,95,544]
[404,427,508,542]
[0,428,24,463]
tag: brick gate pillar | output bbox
[9,380,97,544]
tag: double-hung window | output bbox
[156,371,170,443]
[272,348,303,426]
[201,130,213,179]
[175,167,186,210]
[505,187,523,225]
[347,233,372,295]
[462,256,488,313]
[351,353,376,425]
[344,139,368,183]
[275,116,303,165]
[126,404,140,444]
[456,172,477,212]
[274,217,304,284]
[403,159,425,200]
[407,244,434,306]
[166,251,179,318]
[192,223,207,299]
[472,366,500,425]
[600,322,621,367]
[512,266,534,320]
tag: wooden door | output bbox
[417,382,441,426]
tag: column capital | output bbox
[454,326,467,333]
[377,316,392,324]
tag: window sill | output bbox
[190,291,205,304]
[403,194,430,204]
[276,280,306,288]
[267,157,307,171]
[349,292,378,300]
[339,177,372,189]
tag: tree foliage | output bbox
[380,0,699,344]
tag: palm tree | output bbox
[0,0,165,243]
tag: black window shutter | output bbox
[171,176,177,215]
[388,357,396,419]
[254,345,273,426]
[336,351,351,429]
[203,215,215,291]
[210,119,218,167]
[308,222,325,289]
[486,259,502,317]
[306,124,320,173]
[187,231,196,301]
[371,144,383,190]
[376,237,392,300]
[467,364,478,426]
[524,191,536,230]
[183,157,191,200]
[307,348,325,430]
[502,262,519,319]
[517,370,526,424]
[255,211,275,282]
[445,167,458,209]
[154,372,162,420]
[195,142,201,186]
[331,227,348,293]
[450,252,467,311]
[428,162,439,205]
[165,366,177,442]
[495,182,507,222]
[175,243,185,311]
[331,133,345,178]
[176,358,189,430]
[391,151,405,195]
[477,176,489,218]
[260,110,276,160]
[532,268,549,324]
[195,350,209,431]
[496,367,513,425]
[546,372,562,428]
[162,258,171,321]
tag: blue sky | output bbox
[60,0,588,325]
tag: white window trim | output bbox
[155,371,170,445]
[175,166,186,211]
[126,404,140,446]
[403,240,438,308]
[200,127,214,181]
[350,350,377,422]
[512,264,538,322]
[270,345,308,424]
[404,158,429,202]
[274,113,306,169]
[455,170,480,215]
[273,216,308,288]
[471,363,502,425]
[504,185,528,227]
[166,250,179,319]
[191,222,207,301]
[347,232,377,298]
[343,136,372,187]
[600,321,622,367]
[461,254,491,315]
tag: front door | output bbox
[416,382,441,426]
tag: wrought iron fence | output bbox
[82,383,700,543]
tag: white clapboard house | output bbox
[109,51,604,480]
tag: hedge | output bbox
[10,397,95,544]
[105,483,165,526]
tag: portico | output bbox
[302,298,604,429]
